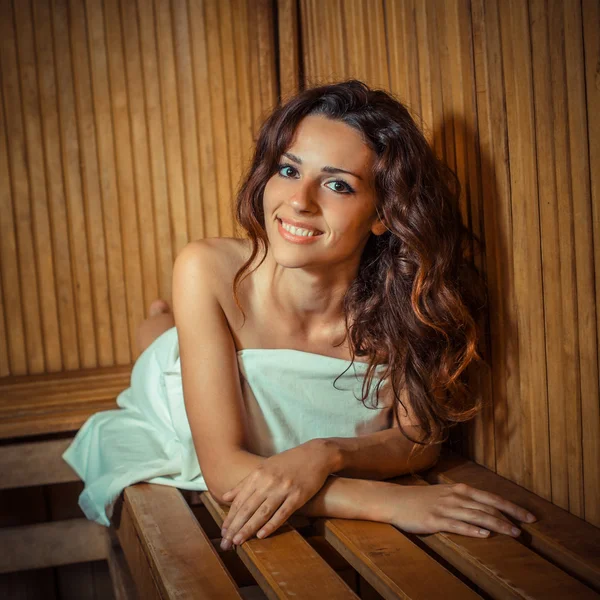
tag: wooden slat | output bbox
[0,365,129,439]
[423,452,600,592]
[0,438,78,489]
[201,491,359,599]
[107,544,139,600]
[135,0,173,301]
[396,476,599,599]
[277,0,300,101]
[59,0,109,367]
[317,518,481,599]
[0,518,108,574]
[116,484,242,599]
[103,0,145,358]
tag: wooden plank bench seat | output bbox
[0,365,130,440]
[111,453,600,599]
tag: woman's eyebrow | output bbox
[283,152,363,180]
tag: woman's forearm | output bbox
[295,475,396,523]
[319,430,441,481]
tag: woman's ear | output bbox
[371,219,388,236]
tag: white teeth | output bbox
[280,220,318,237]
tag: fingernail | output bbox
[526,513,536,522]
[221,527,227,537]
[220,538,231,551]
[511,527,521,536]
[479,528,490,536]
[232,534,242,545]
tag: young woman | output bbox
[63,80,536,552]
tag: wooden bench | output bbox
[0,366,130,582]
[2,369,599,598]
[111,450,600,599]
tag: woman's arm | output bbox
[319,428,441,481]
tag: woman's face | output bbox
[263,115,386,269]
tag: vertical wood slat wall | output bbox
[1,0,598,533]
[0,0,277,376]
[290,0,599,527]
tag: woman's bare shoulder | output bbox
[178,236,252,303]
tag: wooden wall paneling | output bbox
[32,0,80,372]
[204,0,234,238]
[499,0,551,498]
[247,0,265,136]
[13,0,62,373]
[299,0,315,85]
[344,0,369,83]
[0,268,8,377]
[582,0,600,528]
[154,0,189,258]
[63,0,110,368]
[172,0,205,244]
[564,0,600,527]
[582,0,600,453]
[188,0,220,240]
[277,0,301,101]
[85,0,131,365]
[364,0,389,91]
[412,2,433,146]
[327,0,348,82]
[188,2,219,237]
[257,0,278,115]
[0,0,45,374]
[434,0,457,174]
[416,1,444,167]
[232,0,256,186]
[217,0,245,208]
[136,0,174,302]
[104,0,146,361]
[446,0,496,470]
[529,0,574,513]
[0,47,27,376]
[470,0,518,481]
[385,0,421,120]
[120,0,160,316]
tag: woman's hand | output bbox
[383,482,537,538]
[219,439,336,549]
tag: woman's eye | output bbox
[276,163,354,194]
[277,164,298,178]
[325,180,354,194]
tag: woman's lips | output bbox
[276,218,323,244]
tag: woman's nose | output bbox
[288,182,317,212]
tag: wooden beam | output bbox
[115,484,243,599]
[0,437,79,489]
[0,518,108,573]
[201,491,359,599]
[423,451,600,592]
[317,518,481,599]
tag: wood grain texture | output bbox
[319,517,481,599]
[0,0,273,374]
[296,0,599,530]
[424,452,600,593]
[201,491,359,599]
[117,485,243,599]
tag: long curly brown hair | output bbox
[233,80,487,448]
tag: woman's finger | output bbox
[457,499,514,526]
[222,491,268,547]
[255,497,297,540]
[222,481,256,532]
[229,497,285,546]
[445,507,521,537]
[458,484,536,523]
[437,517,492,538]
